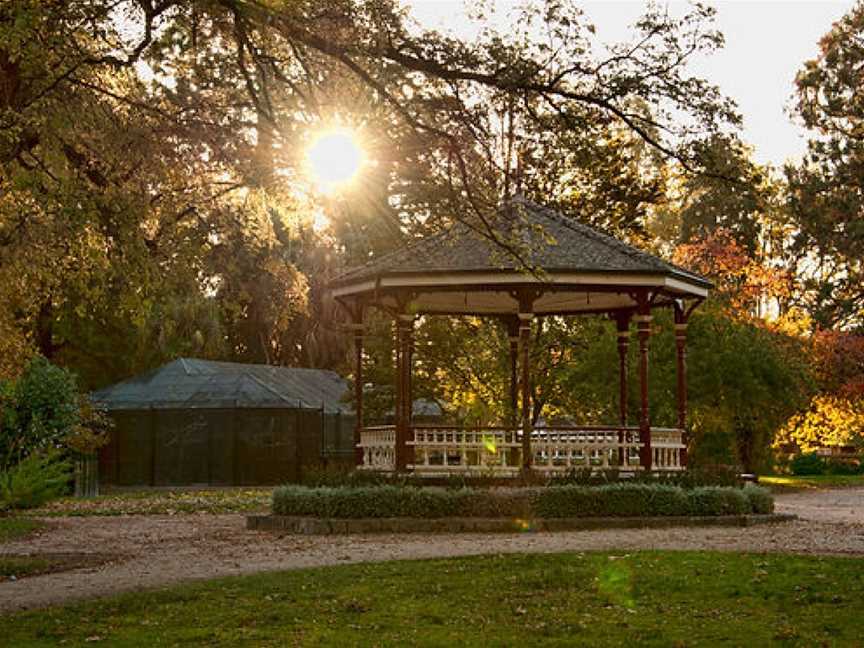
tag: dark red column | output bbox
[615,312,631,465]
[394,314,414,472]
[674,304,689,467]
[506,316,520,429]
[518,312,533,472]
[351,321,364,467]
[636,296,653,471]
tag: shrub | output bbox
[534,484,692,518]
[1,357,80,466]
[743,484,774,514]
[0,451,72,512]
[790,453,825,476]
[0,357,106,472]
[272,483,773,519]
[547,468,620,487]
[688,486,750,516]
[632,466,743,488]
[824,458,862,475]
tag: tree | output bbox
[0,0,744,391]
[784,1,864,329]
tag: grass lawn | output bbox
[0,517,43,543]
[23,488,271,517]
[760,474,864,490]
[0,553,111,583]
[0,556,58,581]
[2,551,863,647]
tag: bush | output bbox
[688,486,750,516]
[272,483,773,520]
[824,458,862,475]
[790,453,825,476]
[0,451,72,512]
[743,484,774,514]
[532,483,691,518]
[0,356,105,471]
[635,466,743,488]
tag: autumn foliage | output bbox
[672,229,791,317]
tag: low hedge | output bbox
[272,483,774,519]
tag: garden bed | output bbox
[248,512,795,535]
[259,483,778,534]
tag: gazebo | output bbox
[329,197,711,476]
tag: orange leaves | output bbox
[673,228,791,318]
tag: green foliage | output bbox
[272,483,772,519]
[790,453,826,476]
[784,2,864,328]
[681,308,814,472]
[299,465,421,489]
[531,484,691,518]
[687,486,750,516]
[0,357,80,468]
[824,458,863,475]
[743,484,774,514]
[636,466,743,488]
[0,517,43,543]
[0,451,71,512]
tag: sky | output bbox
[406,0,855,167]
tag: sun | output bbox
[305,127,365,195]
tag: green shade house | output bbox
[92,358,355,486]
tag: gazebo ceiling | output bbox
[329,197,711,315]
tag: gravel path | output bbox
[2,488,863,614]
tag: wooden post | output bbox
[506,316,520,429]
[406,316,415,439]
[615,312,631,465]
[635,294,653,471]
[395,314,414,472]
[350,317,365,467]
[393,319,404,471]
[518,312,533,472]
[674,303,689,467]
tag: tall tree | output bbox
[785,1,864,329]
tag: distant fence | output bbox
[99,407,355,487]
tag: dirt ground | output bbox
[1,487,863,614]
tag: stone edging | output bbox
[246,513,796,535]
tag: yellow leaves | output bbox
[0,306,34,381]
[776,395,864,453]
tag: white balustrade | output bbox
[358,424,685,474]
[409,426,522,476]
[650,427,686,471]
[357,425,396,471]
[531,426,642,472]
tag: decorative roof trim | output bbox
[331,270,709,299]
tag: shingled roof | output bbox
[91,358,350,413]
[331,197,709,289]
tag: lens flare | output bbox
[512,518,535,532]
[482,435,498,454]
[597,559,635,609]
[305,127,365,195]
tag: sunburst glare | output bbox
[305,127,365,195]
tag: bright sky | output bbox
[407,0,855,167]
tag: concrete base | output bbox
[247,513,796,535]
